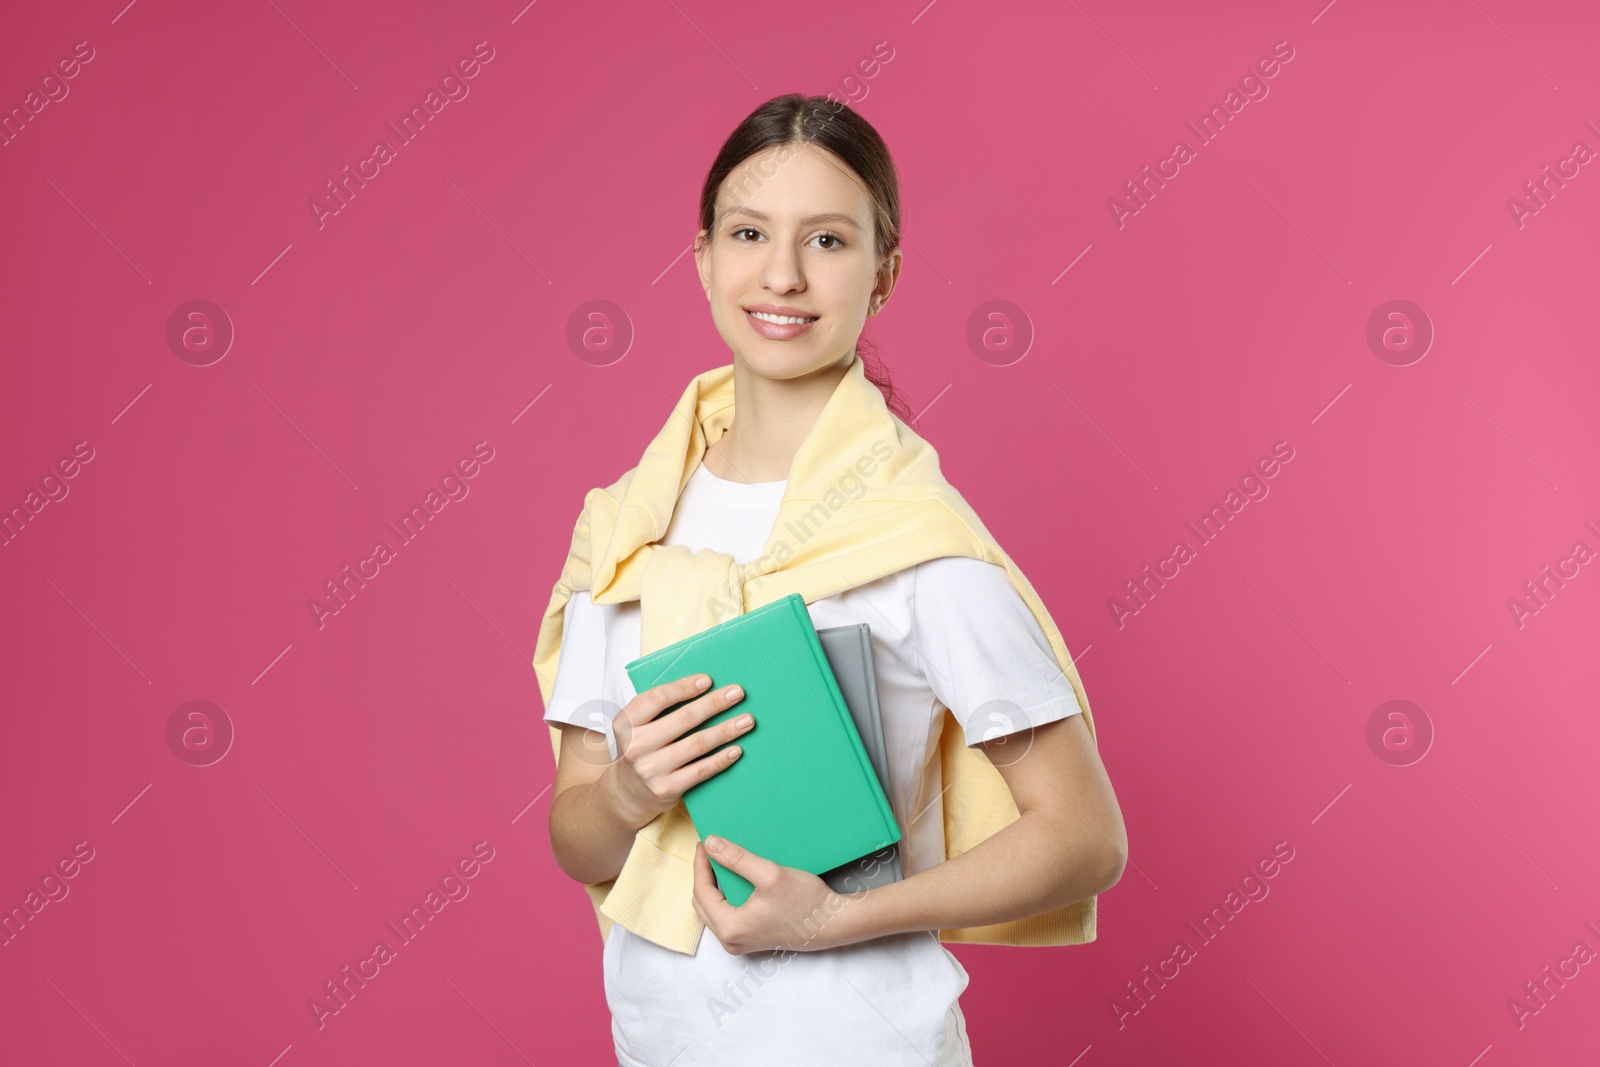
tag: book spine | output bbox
[792,597,900,845]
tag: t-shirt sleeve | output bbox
[542,590,613,736]
[908,555,1085,747]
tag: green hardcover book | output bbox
[624,592,902,907]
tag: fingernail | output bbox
[695,676,711,688]
[725,685,743,700]
[706,835,724,852]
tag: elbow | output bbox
[1090,805,1129,895]
[549,836,607,887]
[1092,815,1129,894]
[548,840,584,886]
[546,802,589,886]
[547,802,623,887]
[1096,841,1127,894]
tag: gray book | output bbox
[814,623,905,895]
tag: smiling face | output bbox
[694,142,901,382]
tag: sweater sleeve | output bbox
[909,555,1085,747]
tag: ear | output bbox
[869,248,902,316]
[694,229,712,299]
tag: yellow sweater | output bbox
[533,355,1098,956]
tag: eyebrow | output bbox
[719,207,862,231]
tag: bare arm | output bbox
[547,676,757,886]
[547,725,650,885]
[833,712,1127,942]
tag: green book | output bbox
[624,592,902,907]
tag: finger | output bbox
[625,673,714,730]
[661,687,750,768]
[661,681,747,745]
[703,835,781,889]
[660,734,745,800]
[690,862,709,925]
[693,841,731,920]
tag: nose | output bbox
[758,236,806,295]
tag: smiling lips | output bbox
[744,306,819,340]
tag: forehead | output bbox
[715,143,870,227]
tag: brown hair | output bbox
[697,93,913,424]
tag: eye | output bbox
[726,227,846,249]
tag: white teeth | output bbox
[749,310,818,325]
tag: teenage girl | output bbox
[544,93,1127,1067]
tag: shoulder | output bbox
[910,554,1016,602]
[908,554,1056,646]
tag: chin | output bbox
[734,346,849,382]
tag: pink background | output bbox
[3,0,1598,1064]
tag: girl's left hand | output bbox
[691,836,857,954]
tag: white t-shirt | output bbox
[544,461,1085,1067]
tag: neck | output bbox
[704,353,855,484]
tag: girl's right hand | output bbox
[601,674,754,828]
